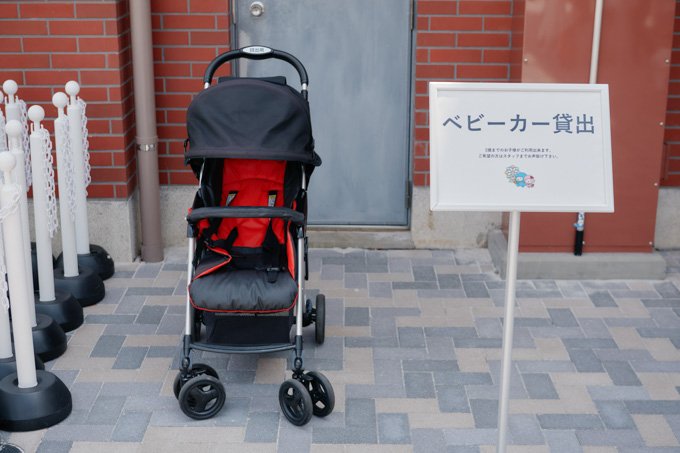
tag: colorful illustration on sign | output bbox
[505,166,535,188]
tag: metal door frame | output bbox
[229,0,415,229]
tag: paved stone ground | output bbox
[3,248,680,452]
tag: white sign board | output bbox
[429,83,614,212]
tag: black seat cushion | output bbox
[189,269,297,312]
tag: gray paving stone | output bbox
[156,314,185,334]
[413,266,436,282]
[321,264,343,280]
[470,398,498,428]
[568,348,604,372]
[313,426,378,444]
[244,411,279,442]
[579,318,612,338]
[514,317,552,327]
[557,280,587,298]
[36,440,73,453]
[463,281,489,298]
[447,447,481,453]
[425,327,477,338]
[398,327,426,348]
[90,334,125,358]
[378,413,411,444]
[134,263,162,278]
[135,305,166,325]
[442,428,497,446]
[544,429,583,453]
[434,372,493,386]
[588,385,650,401]
[404,372,436,398]
[475,318,501,338]
[86,314,136,325]
[345,307,370,326]
[368,281,392,298]
[412,428,447,453]
[98,286,125,305]
[516,360,575,373]
[43,425,114,441]
[509,413,544,445]
[112,346,148,370]
[392,281,438,290]
[438,273,462,289]
[522,373,559,399]
[147,346,177,357]
[576,429,644,447]
[87,395,127,425]
[515,289,563,298]
[596,400,635,429]
[642,299,680,308]
[626,400,680,414]
[537,414,604,430]
[346,398,377,428]
[603,361,641,386]
[403,359,459,372]
[436,386,470,413]
[589,291,618,307]
[126,287,174,296]
[453,338,502,348]
[111,411,152,442]
[563,338,618,349]
[114,295,147,315]
[101,382,161,397]
[610,290,661,299]
[345,272,367,289]
[548,308,579,327]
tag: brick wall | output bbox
[663,0,680,186]
[413,0,514,186]
[150,0,230,185]
[0,0,135,198]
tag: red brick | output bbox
[459,0,511,15]
[23,37,77,52]
[661,174,680,186]
[665,127,680,142]
[87,151,114,166]
[190,30,229,45]
[20,2,74,18]
[159,155,186,171]
[417,32,456,47]
[157,125,186,140]
[189,0,229,13]
[668,158,680,172]
[151,0,188,13]
[166,110,187,124]
[164,47,217,62]
[79,37,121,53]
[0,38,21,52]
[417,16,430,31]
[415,95,429,110]
[0,71,24,85]
[24,70,78,85]
[413,173,428,186]
[415,64,455,79]
[431,17,483,31]
[415,80,428,95]
[167,140,187,154]
[415,111,428,127]
[18,87,54,102]
[414,157,430,172]
[115,184,131,198]
[80,70,123,85]
[416,49,429,63]
[153,30,190,46]
[484,16,512,31]
[457,64,508,79]
[50,20,104,35]
[52,53,106,69]
[431,48,482,63]
[458,32,510,48]
[86,184,115,198]
[85,120,111,135]
[86,103,125,118]
[1,20,48,35]
[76,3,119,18]
[0,4,18,18]
[156,94,193,109]
[165,78,202,93]
[418,1,457,15]
[0,54,49,69]
[483,48,511,63]
[78,87,110,102]
[216,14,229,29]
[667,113,680,127]
[414,142,429,157]
[163,15,214,30]
[168,171,196,184]
[89,136,127,150]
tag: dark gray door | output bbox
[235,0,412,225]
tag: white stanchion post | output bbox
[2,80,31,188]
[496,210,521,453]
[0,152,37,389]
[53,93,79,279]
[0,224,11,360]
[28,106,58,303]
[65,81,90,255]
[0,96,7,153]
[5,120,36,327]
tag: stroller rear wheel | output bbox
[178,375,226,420]
[314,294,325,345]
[279,379,313,426]
[305,371,334,417]
[173,363,219,399]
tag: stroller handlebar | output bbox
[187,206,305,225]
[203,46,309,92]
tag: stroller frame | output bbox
[175,46,333,426]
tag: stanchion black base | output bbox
[31,314,67,363]
[34,291,83,332]
[53,266,105,307]
[0,370,72,431]
[56,244,115,281]
[0,356,44,381]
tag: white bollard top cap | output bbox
[5,120,22,138]
[2,80,17,96]
[65,81,80,96]
[27,105,45,124]
[52,92,68,109]
[0,152,17,174]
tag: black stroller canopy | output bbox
[185,79,321,166]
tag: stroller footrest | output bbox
[190,269,297,312]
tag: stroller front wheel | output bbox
[178,375,226,420]
[305,371,334,417]
[173,363,219,399]
[279,379,313,426]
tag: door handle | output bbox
[250,1,265,17]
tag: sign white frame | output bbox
[429,82,614,213]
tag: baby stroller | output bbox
[175,46,334,426]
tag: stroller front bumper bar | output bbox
[187,206,305,225]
